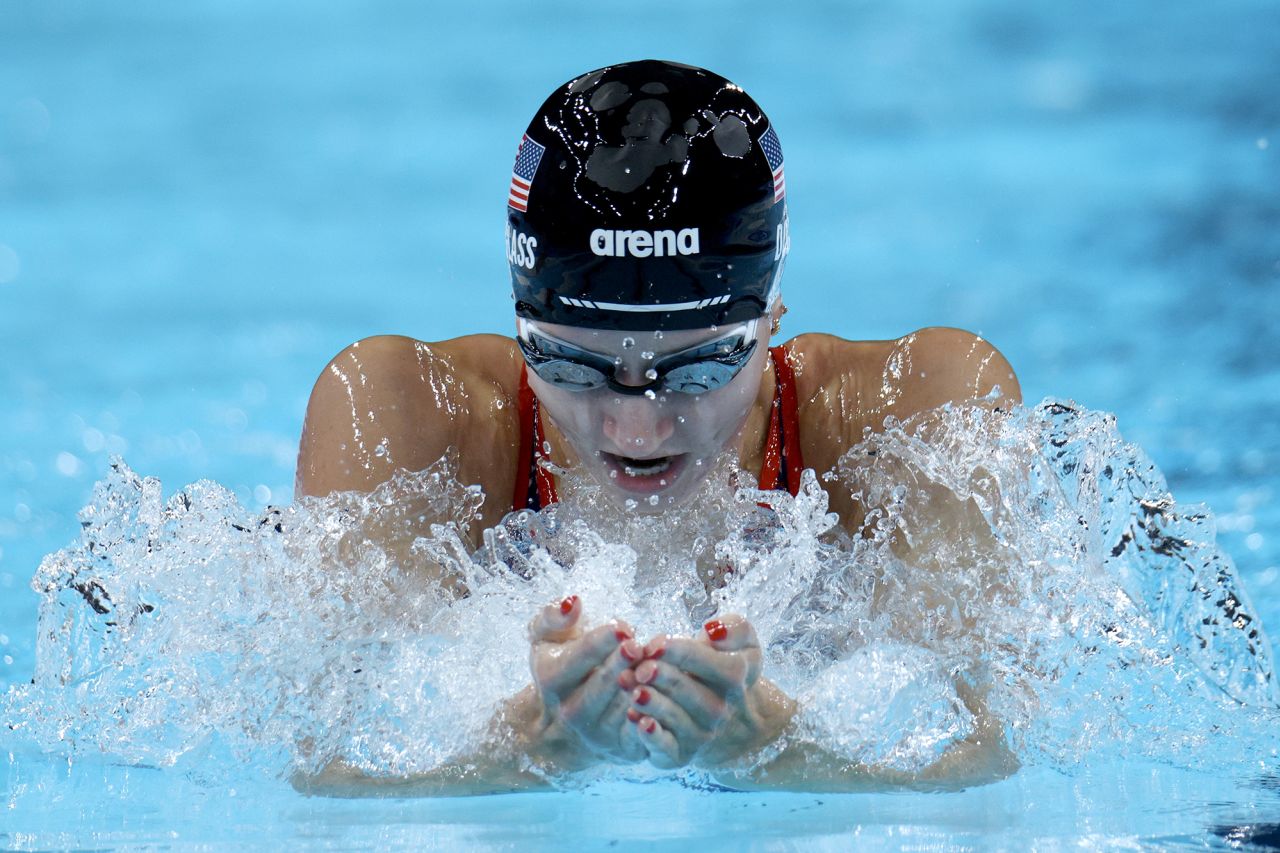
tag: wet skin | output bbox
[296,318,1022,772]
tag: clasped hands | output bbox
[524,594,795,771]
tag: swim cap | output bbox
[507,60,790,331]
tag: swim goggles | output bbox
[516,318,759,396]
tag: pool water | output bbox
[3,0,1279,848]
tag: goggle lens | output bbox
[518,324,757,396]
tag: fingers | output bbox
[630,660,726,729]
[617,714,648,762]
[701,614,759,652]
[528,595,583,644]
[650,638,756,695]
[535,622,632,693]
[532,609,635,696]
[562,643,635,725]
[634,715,682,769]
[630,685,710,749]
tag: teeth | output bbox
[620,456,672,476]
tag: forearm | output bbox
[291,686,594,798]
[291,754,553,798]
[712,713,1018,793]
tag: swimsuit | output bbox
[513,346,804,512]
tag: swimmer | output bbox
[295,60,1021,793]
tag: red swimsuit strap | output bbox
[532,387,559,508]
[759,345,804,496]
[514,365,560,512]
[513,365,536,511]
[774,344,805,495]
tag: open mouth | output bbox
[621,456,672,476]
[601,452,688,494]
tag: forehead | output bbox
[527,321,738,354]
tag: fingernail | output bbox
[644,637,666,660]
[642,718,657,734]
[618,670,637,690]
[636,661,657,685]
[620,640,643,662]
[626,708,641,723]
[632,687,651,706]
[704,619,728,642]
[615,629,631,642]
[559,595,578,615]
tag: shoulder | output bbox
[313,333,521,396]
[893,326,1021,411]
[782,326,1020,429]
[297,333,524,498]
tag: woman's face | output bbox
[523,318,771,510]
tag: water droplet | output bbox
[648,495,660,506]
[644,368,658,381]
[609,469,618,478]
[641,351,655,361]
[644,389,657,400]
[622,337,636,349]
[613,356,623,366]
[694,458,704,466]
[633,437,645,446]
[677,416,686,424]
[624,499,638,511]
[658,479,667,486]
[653,331,664,340]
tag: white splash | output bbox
[4,401,1276,784]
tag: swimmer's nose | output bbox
[602,396,675,453]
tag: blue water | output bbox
[3,0,1280,848]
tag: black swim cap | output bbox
[507,60,790,331]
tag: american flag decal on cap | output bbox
[508,134,546,212]
[760,124,785,204]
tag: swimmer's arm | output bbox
[722,330,1022,792]
[295,334,520,568]
[710,687,1018,793]
[289,687,584,798]
[296,335,468,498]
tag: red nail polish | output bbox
[626,708,641,723]
[615,629,631,642]
[642,718,657,734]
[645,638,666,660]
[705,620,728,642]
[632,687,651,706]
[620,642,642,663]
[559,595,578,615]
